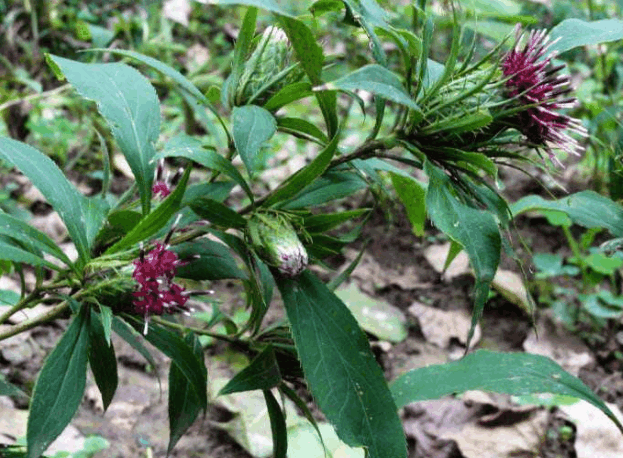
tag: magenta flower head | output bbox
[501,26,587,162]
[131,216,211,334]
[152,159,183,199]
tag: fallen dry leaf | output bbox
[559,400,623,458]
[522,314,593,376]
[408,301,481,349]
[423,243,470,281]
[491,269,532,314]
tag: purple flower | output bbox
[152,159,183,199]
[502,27,587,162]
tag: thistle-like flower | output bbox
[131,217,210,333]
[501,26,587,162]
[246,212,308,277]
[152,159,183,199]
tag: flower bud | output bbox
[234,26,299,106]
[246,212,308,277]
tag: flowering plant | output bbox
[1,2,622,457]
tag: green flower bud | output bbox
[234,26,300,107]
[247,212,308,277]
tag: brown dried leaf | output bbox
[408,301,481,349]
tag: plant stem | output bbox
[0,302,69,342]
[151,316,239,344]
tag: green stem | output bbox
[0,302,69,342]
[151,317,240,344]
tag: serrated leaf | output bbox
[190,197,247,229]
[277,271,406,458]
[125,317,207,410]
[219,346,281,395]
[88,309,118,412]
[168,333,205,455]
[27,306,89,458]
[511,191,623,237]
[319,64,419,111]
[280,16,338,137]
[425,161,501,349]
[263,132,340,208]
[264,389,287,458]
[157,134,253,200]
[174,239,247,280]
[390,172,426,236]
[390,349,623,434]
[48,55,160,215]
[105,167,190,254]
[0,212,72,267]
[550,18,623,55]
[0,138,91,265]
[232,105,277,175]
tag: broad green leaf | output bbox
[341,0,390,28]
[157,134,253,200]
[168,333,205,456]
[425,161,501,349]
[550,18,623,55]
[104,167,190,254]
[263,82,314,112]
[111,317,160,382]
[264,390,287,458]
[303,209,370,233]
[335,282,408,343]
[232,105,277,175]
[0,289,20,306]
[280,16,338,137]
[319,64,420,111]
[277,117,329,145]
[277,271,406,458]
[390,349,623,434]
[390,172,426,236]
[49,55,160,215]
[0,212,72,267]
[461,0,521,16]
[88,310,118,412]
[183,181,235,206]
[219,346,282,395]
[0,138,90,264]
[82,197,110,254]
[190,197,247,229]
[126,317,208,410]
[510,191,623,237]
[87,48,226,139]
[174,239,247,280]
[27,306,89,458]
[281,171,367,209]
[0,240,62,271]
[263,133,340,208]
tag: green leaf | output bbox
[88,309,118,412]
[0,138,91,264]
[341,0,390,28]
[173,239,247,280]
[277,271,406,458]
[303,209,370,233]
[390,172,426,236]
[27,306,89,458]
[390,349,623,434]
[280,16,338,137]
[168,333,205,456]
[0,373,27,398]
[219,346,282,395]
[550,18,623,55]
[264,389,287,458]
[0,212,72,267]
[277,117,329,145]
[319,64,420,111]
[105,167,191,254]
[157,134,253,200]
[190,197,247,229]
[263,133,340,208]
[111,316,160,381]
[0,240,62,271]
[232,105,277,175]
[425,161,501,349]
[263,82,314,112]
[126,317,208,410]
[510,191,623,237]
[48,55,160,215]
[281,171,367,209]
